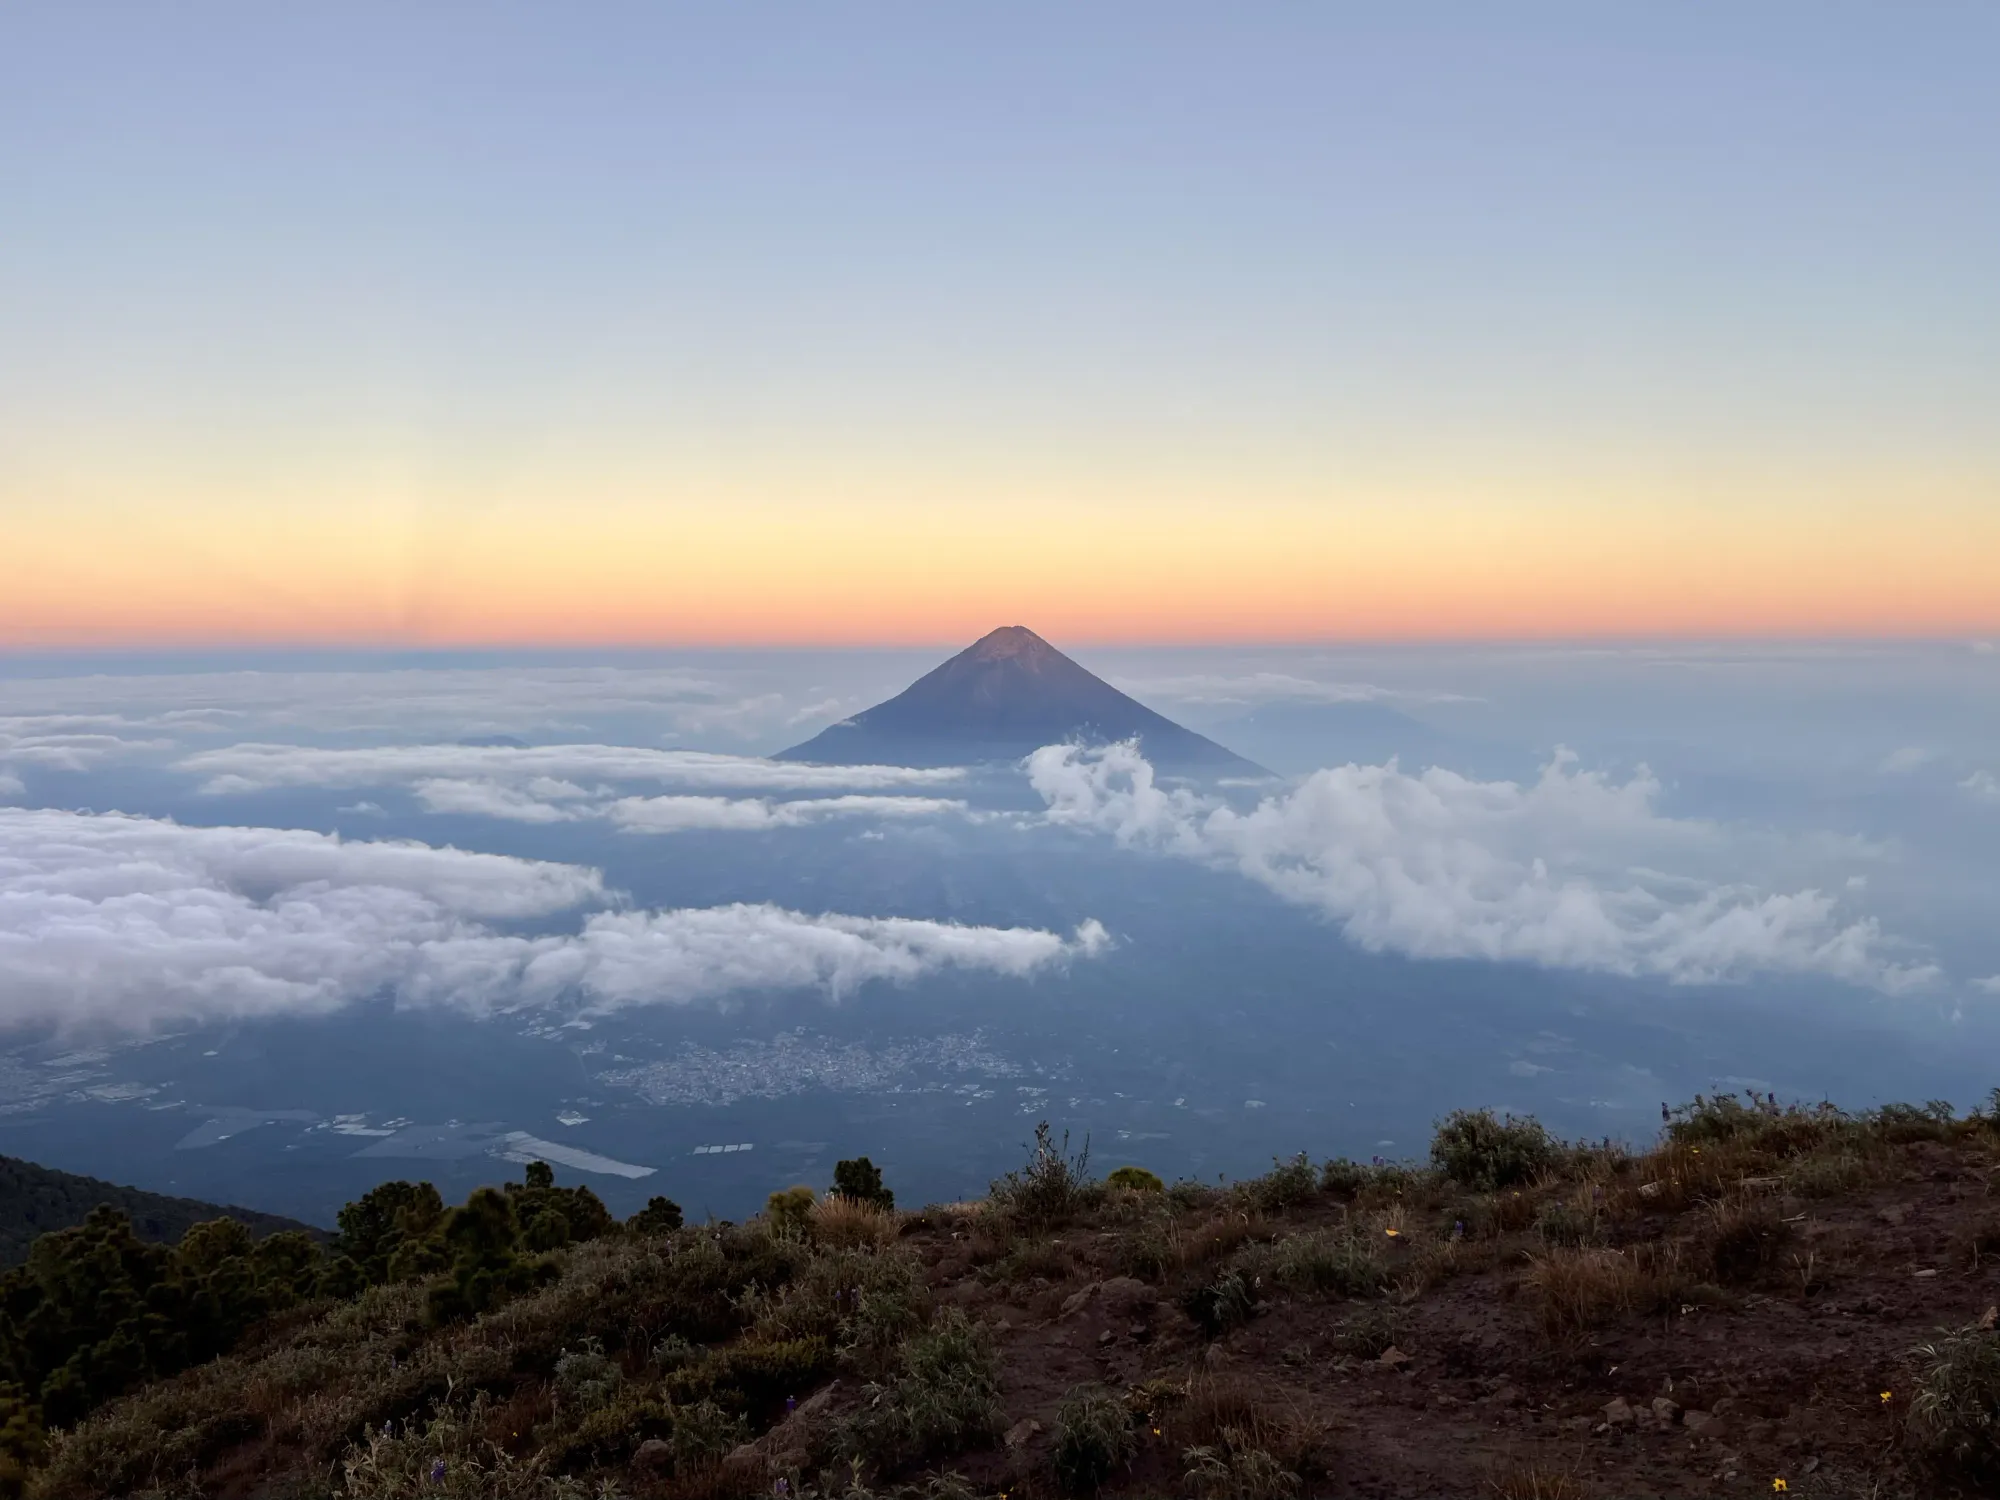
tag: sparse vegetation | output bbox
[1431,1109,1561,1190]
[1052,1384,1135,1492]
[1909,1320,2000,1477]
[10,1094,2000,1499]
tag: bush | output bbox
[811,1194,900,1250]
[1053,1383,1136,1492]
[1430,1110,1559,1190]
[1909,1321,2000,1476]
[338,1394,586,1500]
[628,1196,685,1234]
[1183,1442,1301,1500]
[1247,1227,1387,1300]
[1242,1155,1318,1213]
[1181,1270,1259,1338]
[833,1157,895,1210]
[837,1310,1003,1468]
[768,1186,819,1239]
[991,1121,1093,1228]
[1106,1166,1165,1194]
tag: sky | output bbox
[3,3,1997,647]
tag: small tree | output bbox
[629,1195,684,1234]
[833,1156,894,1210]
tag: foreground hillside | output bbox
[14,1093,2000,1500]
[0,1154,316,1265]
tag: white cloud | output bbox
[0,729,175,775]
[1962,770,2000,803]
[179,743,965,796]
[605,794,969,834]
[406,909,1112,1018]
[411,777,599,823]
[1026,741,1934,993]
[1974,975,2000,994]
[0,772,22,799]
[0,808,1099,1034]
[1878,746,1933,774]
[0,664,904,749]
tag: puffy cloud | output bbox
[1026,742,1934,993]
[1974,975,2000,994]
[1878,746,1933,774]
[0,807,1099,1034]
[411,777,598,823]
[605,794,968,834]
[179,743,965,796]
[1962,770,2000,803]
[406,909,1112,1017]
[0,728,174,776]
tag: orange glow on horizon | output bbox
[7,465,1997,649]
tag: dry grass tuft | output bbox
[1524,1246,1644,1339]
[809,1193,901,1249]
[1170,1374,1328,1478]
[1486,1464,1588,1499]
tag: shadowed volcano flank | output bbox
[776,626,1264,773]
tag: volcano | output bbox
[775,626,1265,774]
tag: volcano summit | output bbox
[777,626,1264,774]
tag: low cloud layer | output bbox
[604,794,970,834]
[1027,742,1935,993]
[0,808,1103,1035]
[181,743,965,796]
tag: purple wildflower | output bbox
[430,1458,447,1484]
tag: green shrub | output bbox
[552,1336,622,1412]
[338,1394,589,1500]
[768,1186,819,1239]
[1532,1199,1602,1249]
[746,1245,926,1373]
[628,1195,685,1234]
[1873,1100,1958,1144]
[837,1310,1002,1468]
[833,1157,896,1210]
[1909,1321,2000,1476]
[1252,1227,1388,1299]
[1106,1166,1165,1194]
[990,1121,1093,1228]
[1430,1109,1559,1190]
[667,1396,750,1471]
[1053,1383,1136,1492]
[1181,1270,1259,1338]
[1243,1155,1318,1213]
[1183,1441,1301,1500]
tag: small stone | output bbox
[1604,1398,1636,1427]
[1004,1417,1042,1449]
[1097,1329,1115,1345]
[1493,1384,1522,1406]
[633,1439,672,1471]
[1653,1397,1682,1425]
[1378,1345,1412,1368]
[1061,1285,1096,1316]
[1878,1204,1908,1226]
[1682,1410,1716,1434]
[1637,1181,1664,1200]
[1913,1268,1939,1280]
